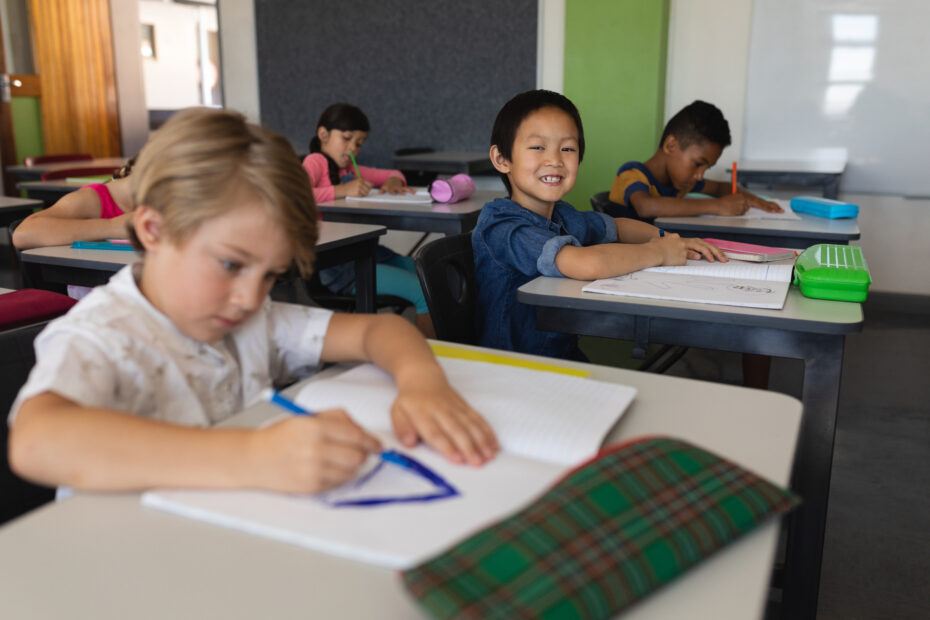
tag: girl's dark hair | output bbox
[112,155,137,179]
[490,89,585,195]
[308,103,371,186]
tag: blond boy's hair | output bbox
[129,107,318,275]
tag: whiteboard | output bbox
[743,0,930,196]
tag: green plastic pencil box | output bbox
[793,244,871,302]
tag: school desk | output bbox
[15,179,83,205]
[0,343,801,620]
[6,157,127,183]
[317,189,499,235]
[655,211,860,249]
[728,158,847,199]
[19,222,386,312]
[0,196,43,226]
[517,277,864,620]
[391,150,494,176]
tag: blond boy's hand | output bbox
[390,372,498,467]
[379,177,414,195]
[713,193,750,216]
[247,411,381,494]
[344,178,373,197]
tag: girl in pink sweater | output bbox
[302,103,434,337]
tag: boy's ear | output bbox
[661,134,680,155]
[489,145,511,174]
[133,205,165,251]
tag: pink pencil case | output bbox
[429,174,475,203]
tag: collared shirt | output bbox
[607,161,705,222]
[472,197,617,359]
[9,264,333,426]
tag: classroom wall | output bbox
[664,0,751,179]
[216,0,259,122]
[562,0,670,210]
[252,0,537,169]
[138,2,205,110]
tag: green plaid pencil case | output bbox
[402,436,800,619]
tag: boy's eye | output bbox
[220,260,241,273]
[562,146,577,152]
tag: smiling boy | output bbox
[472,90,723,360]
[607,100,782,222]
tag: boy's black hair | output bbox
[308,103,371,186]
[490,89,585,195]
[660,100,731,150]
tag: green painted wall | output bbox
[563,0,669,210]
[12,97,44,164]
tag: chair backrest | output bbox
[414,232,477,345]
[590,191,611,213]
[23,153,93,166]
[40,166,120,181]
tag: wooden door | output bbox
[27,0,121,158]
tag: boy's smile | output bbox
[136,192,295,343]
[491,106,580,216]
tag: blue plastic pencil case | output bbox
[790,196,859,219]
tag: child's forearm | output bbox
[631,194,721,218]
[12,214,129,250]
[615,218,661,243]
[554,242,663,281]
[9,393,255,491]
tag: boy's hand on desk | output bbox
[712,193,750,216]
[648,232,689,265]
[248,411,381,494]
[745,194,784,212]
[379,177,414,195]
[390,374,498,467]
[343,178,373,197]
[683,238,727,262]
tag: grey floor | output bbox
[657,301,930,620]
[2,230,928,618]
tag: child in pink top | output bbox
[302,103,434,337]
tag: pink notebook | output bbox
[703,238,798,262]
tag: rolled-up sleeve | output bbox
[537,235,580,276]
[268,302,334,383]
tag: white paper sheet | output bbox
[698,199,802,220]
[142,358,637,568]
[346,188,433,203]
[582,270,791,309]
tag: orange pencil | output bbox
[732,161,738,194]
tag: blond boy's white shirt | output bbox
[8,264,333,426]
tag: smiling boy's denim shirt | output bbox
[472,197,617,360]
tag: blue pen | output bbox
[261,388,459,504]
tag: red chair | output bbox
[0,289,77,524]
[23,153,93,166]
[40,166,120,181]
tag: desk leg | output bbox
[781,336,845,620]
[824,177,839,199]
[353,251,377,313]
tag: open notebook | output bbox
[699,199,802,220]
[142,357,636,569]
[582,258,796,309]
[346,187,433,204]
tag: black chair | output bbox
[590,191,611,213]
[414,233,476,344]
[394,146,438,186]
[303,272,412,315]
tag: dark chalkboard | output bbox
[255,0,537,169]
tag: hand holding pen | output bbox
[248,392,381,494]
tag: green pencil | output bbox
[348,151,363,181]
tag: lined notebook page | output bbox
[644,259,795,282]
[346,188,433,203]
[296,357,637,466]
[698,200,801,220]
